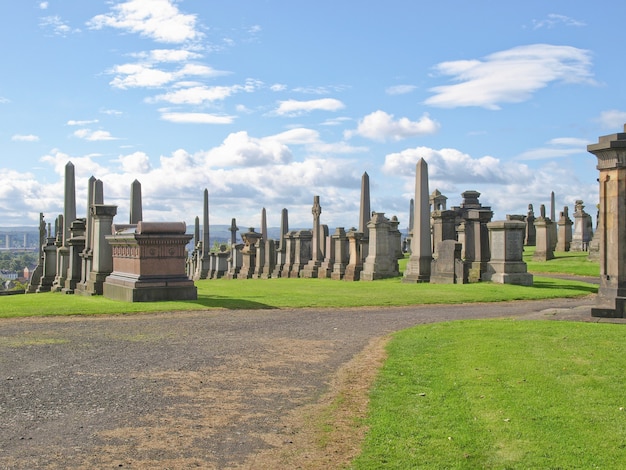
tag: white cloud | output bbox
[117,151,152,174]
[275,98,345,116]
[150,80,258,105]
[425,44,595,109]
[67,119,99,126]
[0,97,9,104]
[532,14,586,30]
[597,110,626,130]
[347,110,440,142]
[39,15,79,36]
[270,83,287,92]
[386,85,417,95]
[11,134,40,142]
[149,48,201,62]
[515,137,589,161]
[108,62,227,89]
[87,0,201,44]
[160,112,235,124]
[73,129,117,141]
[203,131,293,167]
[39,2,48,9]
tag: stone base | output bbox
[481,261,533,286]
[402,255,431,283]
[103,273,197,302]
[301,260,322,279]
[592,286,626,318]
[343,264,362,282]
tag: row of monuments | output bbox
[23,125,626,320]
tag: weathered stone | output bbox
[482,220,532,286]
[361,212,400,281]
[430,240,464,284]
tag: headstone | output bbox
[482,220,533,285]
[403,158,432,283]
[272,209,289,277]
[103,221,196,302]
[289,230,312,278]
[26,213,46,293]
[533,204,554,261]
[361,212,400,281]
[62,218,86,293]
[343,228,363,282]
[525,204,536,246]
[259,239,276,279]
[430,240,464,284]
[556,206,573,252]
[52,162,76,291]
[570,200,594,251]
[330,228,349,280]
[588,126,626,317]
[455,191,493,283]
[238,228,262,279]
[280,231,296,278]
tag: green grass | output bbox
[352,320,626,469]
[0,275,596,319]
[524,246,600,277]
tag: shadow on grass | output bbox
[532,279,598,294]
[189,294,278,310]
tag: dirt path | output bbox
[0,297,600,469]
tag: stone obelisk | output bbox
[403,158,431,283]
[130,179,142,224]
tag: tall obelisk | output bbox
[402,158,432,283]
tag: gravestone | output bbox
[343,228,363,282]
[302,196,323,278]
[525,204,536,246]
[482,220,532,285]
[556,206,573,252]
[570,200,593,251]
[289,230,312,278]
[103,222,197,302]
[78,204,117,295]
[430,240,464,284]
[330,228,349,280]
[533,204,554,261]
[588,126,626,317]
[361,212,400,281]
[238,228,262,279]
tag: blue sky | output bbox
[1,0,624,229]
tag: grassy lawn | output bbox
[352,319,626,469]
[524,246,599,277]
[0,275,596,319]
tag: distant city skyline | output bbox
[1,1,623,228]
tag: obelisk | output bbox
[402,158,431,283]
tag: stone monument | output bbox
[482,220,532,286]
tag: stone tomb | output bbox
[103,222,197,302]
[482,220,532,286]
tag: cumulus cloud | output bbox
[597,110,626,130]
[160,112,235,124]
[117,151,152,174]
[11,134,40,142]
[346,111,440,142]
[87,0,201,44]
[275,98,345,116]
[425,44,595,110]
[203,131,293,167]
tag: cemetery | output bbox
[6,126,626,469]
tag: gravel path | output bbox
[0,296,602,469]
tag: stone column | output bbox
[533,205,554,261]
[289,230,312,278]
[79,204,117,295]
[525,204,536,246]
[343,229,363,282]
[482,220,532,285]
[279,232,296,278]
[330,228,349,280]
[36,236,57,292]
[238,228,262,279]
[403,158,432,283]
[463,209,493,282]
[62,218,86,293]
[198,188,210,279]
[361,212,399,281]
[302,196,323,278]
[129,179,142,224]
[556,206,573,252]
[588,126,626,317]
[431,209,456,258]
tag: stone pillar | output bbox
[430,240,464,284]
[405,198,414,254]
[331,228,349,280]
[556,206,573,252]
[570,200,594,252]
[302,196,323,278]
[213,246,229,279]
[403,158,432,283]
[525,204,536,246]
[259,239,276,279]
[361,212,399,281]
[431,209,456,258]
[289,230,312,278]
[463,208,493,282]
[36,236,57,293]
[260,207,268,241]
[482,220,532,285]
[343,229,363,282]
[197,188,210,279]
[533,205,554,261]
[78,204,117,295]
[318,232,336,279]
[389,216,403,260]
[27,213,46,293]
[238,228,262,279]
[62,218,86,293]
[280,232,296,278]
[588,126,626,317]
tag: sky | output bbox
[1,0,625,231]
